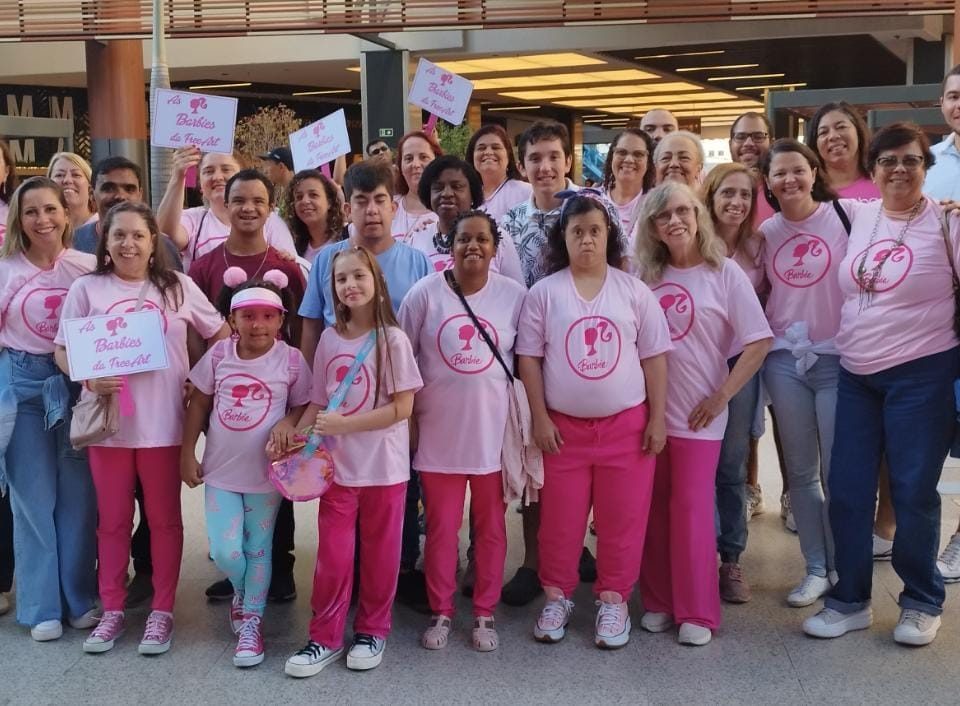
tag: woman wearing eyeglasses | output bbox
[601,129,656,248]
[807,102,880,201]
[803,123,960,647]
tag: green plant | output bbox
[435,119,472,159]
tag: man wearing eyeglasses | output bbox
[924,65,960,202]
[366,139,394,165]
[729,111,776,226]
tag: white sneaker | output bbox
[747,484,764,518]
[678,622,712,646]
[31,619,63,642]
[937,532,960,583]
[285,641,343,678]
[803,607,872,638]
[534,597,574,643]
[787,574,832,607]
[872,534,893,561]
[594,597,630,649]
[0,593,10,616]
[69,607,102,630]
[346,633,385,670]
[893,609,941,646]
[639,611,673,633]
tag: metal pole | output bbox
[149,0,172,210]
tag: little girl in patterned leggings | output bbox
[180,268,311,667]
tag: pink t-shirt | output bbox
[835,177,880,202]
[189,339,311,494]
[179,207,296,271]
[392,196,438,241]
[753,189,776,229]
[398,272,525,474]
[604,188,646,240]
[516,266,672,418]
[56,272,225,447]
[0,249,95,354]
[401,220,524,285]
[653,260,772,440]
[310,326,423,487]
[481,179,532,224]
[731,236,767,295]
[760,201,850,342]
[836,198,960,375]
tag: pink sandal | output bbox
[473,616,498,652]
[421,615,451,650]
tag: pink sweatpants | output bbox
[309,481,406,649]
[538,403,655,599]
[87,445,183,612]
[639,435,723,630]
[420,471,506,617]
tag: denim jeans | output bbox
[826,347,959,616]
[762,349,839,577]
[716,361,760,563]
[1,350,98,625]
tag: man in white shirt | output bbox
[924,65,960,202]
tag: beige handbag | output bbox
[68,280,150,449]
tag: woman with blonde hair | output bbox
[46,152,96,231]
[635,181,772,645]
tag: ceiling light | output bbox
[676,64,759,72]
[472,68,657,91]
[558,96,759,109]
[187,82,252,90]
[707,73,785,82]
[486,105,542,111]
[498,82,706,101]
[437,53,605,75]
[582,114,611,118]
[634,50,724,60]
[346,66,361,72]
[292,89,352,96]
[736,82,808,91]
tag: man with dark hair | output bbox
[365,139,393,165]
[728,111,776,226]
[259,147,295,217]
[924,64,960,202]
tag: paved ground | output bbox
[2,435,960,705]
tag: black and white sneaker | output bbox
[346,633,385,670]
[284,640,343,678]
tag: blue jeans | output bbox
[762,349,839,577]
[1,350,97,626]
[826,347,959,616]
[716,362,760,562]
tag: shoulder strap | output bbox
[832,199,851,236]
[444,270,514,382]
[192,208,209,262]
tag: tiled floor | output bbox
[2,437,960,705]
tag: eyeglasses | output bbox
[614,148,648,161]
[875,155,925,170]
[653,204,694,226]
[732,131,769,143]
[368,146,389,156]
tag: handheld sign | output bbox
[151,88,238,154]
[290,109,351,173]
[61,309,170,381]
[408,58,473,134]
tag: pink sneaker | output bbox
[234,614,264,667]
[230,593,244,634]
[83,610,125,653]
[533,596,574,643]
[138,611,174,655]
[594,593,630,649]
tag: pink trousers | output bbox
[420,471,506,617]
[538,403,655,599]
[309,481,406,649]
[87,445,183,612]
[639,435,723,630]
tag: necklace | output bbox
[432,226,452,255]
[222,242,270,282]
[855,197,923,309]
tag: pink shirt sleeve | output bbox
[633,283,673,359]
[180,274,225,340]
[397,281,428,360]
[492,236,525,286]
[288,350,312,407]
[265,212,297,257]
[515,288,545,357]
[188,343,219,395]
[383,327,423,396]
[54,277,92,346]
[724,263,773,349]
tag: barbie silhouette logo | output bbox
[436,313,500,374]
[773,234,831,288]
[324,354,372,414]
[189,97,207,114]
[21,287,68,340]
[652,283,695,341]
[431,253,454,273]
[215,373,273,431]
[564,316,622,380]
[106,298,168,332]
[849,239,914,293]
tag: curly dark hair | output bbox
[601,128,655,194]
[544,195,622,275]
[284,169,345,256]
[215,277,294,341]
[444,209,502,252]
[465,124,523,181]
[417,156,483,214]
[805,102,871,179]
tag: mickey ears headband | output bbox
[223,267,288,312]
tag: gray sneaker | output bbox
[893,609,940,646]
[803,607,872,638]
[937,532,960,583]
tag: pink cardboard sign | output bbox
[151,88,238,154]
[290,109,351,173]
[61,309,170,381]
[408,58,473,127]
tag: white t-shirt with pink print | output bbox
[516,266,672,419]
[56,271,225,447]
[653,260,772,440]
[760,201,850,343]
[189,339,312,494]
[399,271,525,474]
[401,220,525,285]
[0,249,95,354]
[837,198,960,375]
[311,325,423,487]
